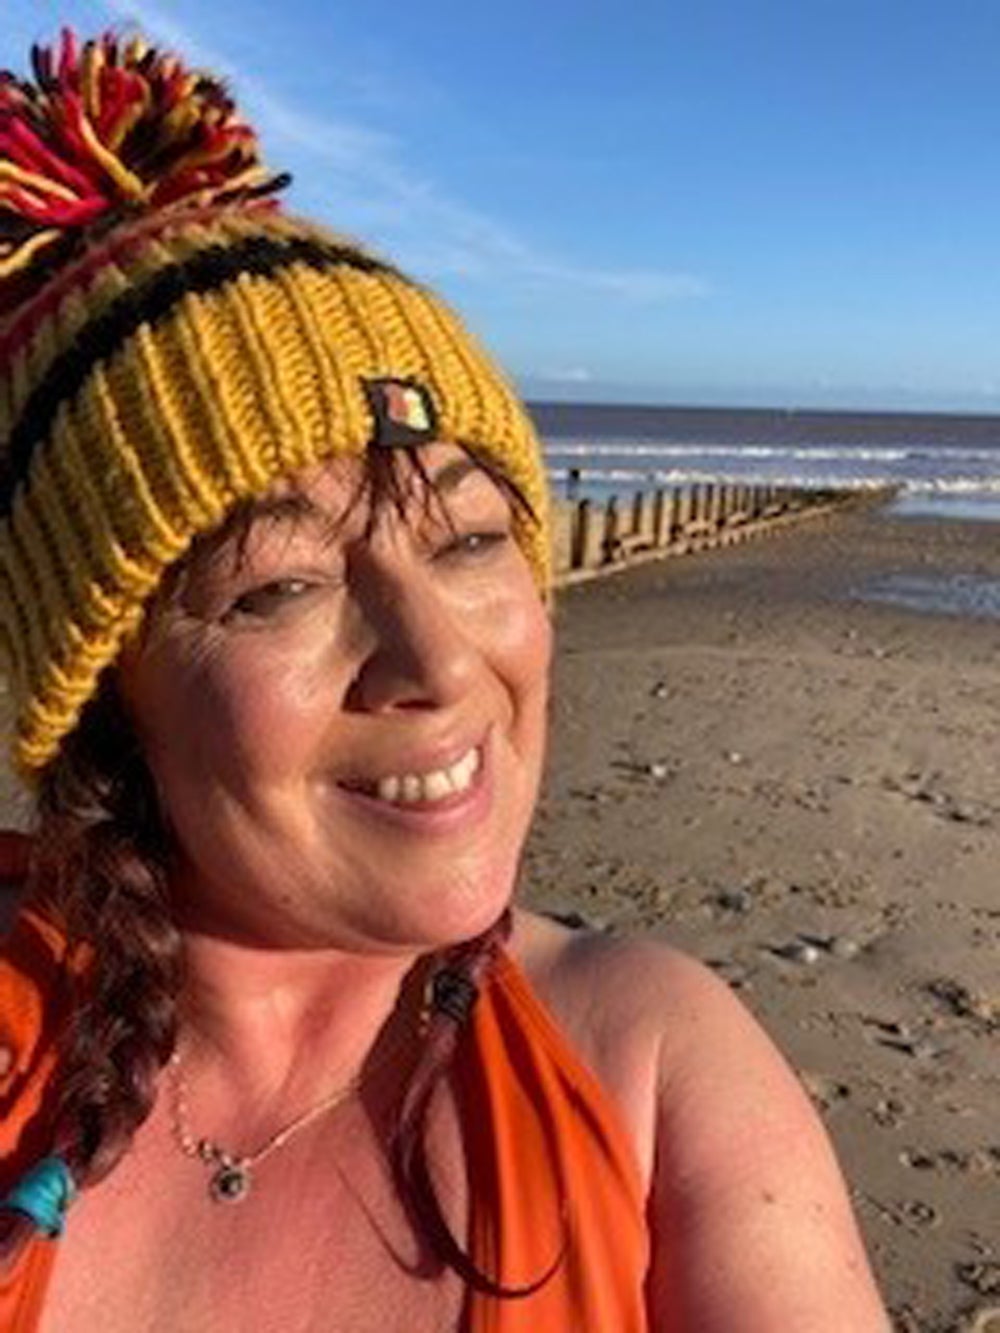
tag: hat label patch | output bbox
[364,378,439,447]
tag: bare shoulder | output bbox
[508,910,778,1183]
[511,912,889,1329]
[511,908,840,1118]
[509,907,774,1074]
[511,905,711,999]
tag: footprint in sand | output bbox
[899,1146,1000,1177]
[958,1264,1000,1299]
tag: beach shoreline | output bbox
[525,505,1000,1331]
[0,505,997,1327]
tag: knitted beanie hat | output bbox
[0,31,550,777]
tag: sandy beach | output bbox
[0,502,996,1329]
[523,504,1000,1331]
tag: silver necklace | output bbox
[165,961,468,1205]
[166,1049,368,1204]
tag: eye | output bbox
[437,530,510,562]
[225,578,314,620]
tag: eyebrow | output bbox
[239,455,484,529]
[242,492,326,527]
[427,455,482,494]
[228,455,493,559]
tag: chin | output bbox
[349,858,521,955]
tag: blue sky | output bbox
[5,1,1000,411]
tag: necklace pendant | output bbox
[209,1160,251,1204]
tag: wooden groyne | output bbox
[551,482,894,586]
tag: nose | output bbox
[344,543,480,713]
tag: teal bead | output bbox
[1,1156,77,1237]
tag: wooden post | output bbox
[575,499,604,570]
[631,489,645,537]
[569,500,586,569]
[692,483,709,545]
[736,485,752,538]
[673,486,693,550]
[701,483,714,535]
[708,482,723,533]
[639,490,657,546]
[550,504,574,575]
[652,487,672,547]
[725,485,741,541]
[604,496,622,561]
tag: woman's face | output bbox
[118,444,551,954]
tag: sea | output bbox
[529,401,1000,523]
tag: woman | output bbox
[0,30,888,1331]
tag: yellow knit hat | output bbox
[0,32,549,776]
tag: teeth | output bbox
[421,771,453,801]
[450,747,481,791]
[372,747,480,806]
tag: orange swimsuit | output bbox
[0,899,649,1331]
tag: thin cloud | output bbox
[522,259,709,303]
[540,367,594,384]
[99,0,706,305]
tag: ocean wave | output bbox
[547,467,1000,495]
[544,440,1000,464]
[910,477,1000,494]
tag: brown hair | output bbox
[0,678,180,1262]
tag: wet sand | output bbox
[524,506,1000,1332]
[1,504,997,1328]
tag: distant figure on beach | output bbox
[566,466,582,501]
[0,30,889,1330]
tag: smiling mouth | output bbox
[342,746,482,807]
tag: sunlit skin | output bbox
[36,446,891,1332]
[118,444,552,963]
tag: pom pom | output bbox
[0,28,288,290]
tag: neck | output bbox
[176,927,429,1109]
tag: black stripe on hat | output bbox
[0,235,402,517]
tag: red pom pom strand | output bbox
[0,28,287,295]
